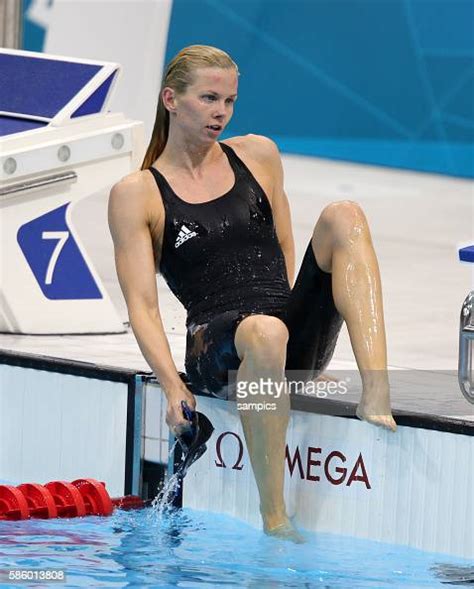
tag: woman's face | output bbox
[167,67,238,142]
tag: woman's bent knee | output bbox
[319,200,370,247]
[235,314,288,360]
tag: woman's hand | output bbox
[165,387,197,433]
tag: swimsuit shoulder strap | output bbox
[219,141,270,205]
[148,165,177,207]
[219,141,254,179]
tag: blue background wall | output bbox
[22,0,47,53]
[23,0,474,178]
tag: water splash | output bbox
[148,440,183,519]
[150,472,182,517]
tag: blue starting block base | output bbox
[459,245,474,263]
[459,246,474,263]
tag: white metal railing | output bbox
[459,290,474,403]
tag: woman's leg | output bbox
[234,314,302,541]
[186,312,300,540]
[309,200,396,431]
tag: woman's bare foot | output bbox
[356,398,397,431]
[355,372,397,432]
[264,518,305,543]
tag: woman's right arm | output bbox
[108,174,195,428]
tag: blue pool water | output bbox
[0,507,472,588]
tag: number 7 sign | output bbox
[17,203,102,300]
[41,231,70,285]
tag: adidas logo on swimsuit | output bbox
[175,224,198,248]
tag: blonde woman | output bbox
[109,45,396,541]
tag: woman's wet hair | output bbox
[141,45,238,170]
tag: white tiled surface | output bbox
[143,438,169,465]
[143,382,169,463]
[0,364,129,495]
[1,154,473,418]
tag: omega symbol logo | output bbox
[215,431,245,470]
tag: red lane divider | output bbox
[71,479,113,517]
[0,486,29,520]
[45,481,87,518]
[17,484,58,519]
[111,495,148,511]
[0,478,145,521]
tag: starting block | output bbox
[0,49,144,333]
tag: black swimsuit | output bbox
[149,142,343,398]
